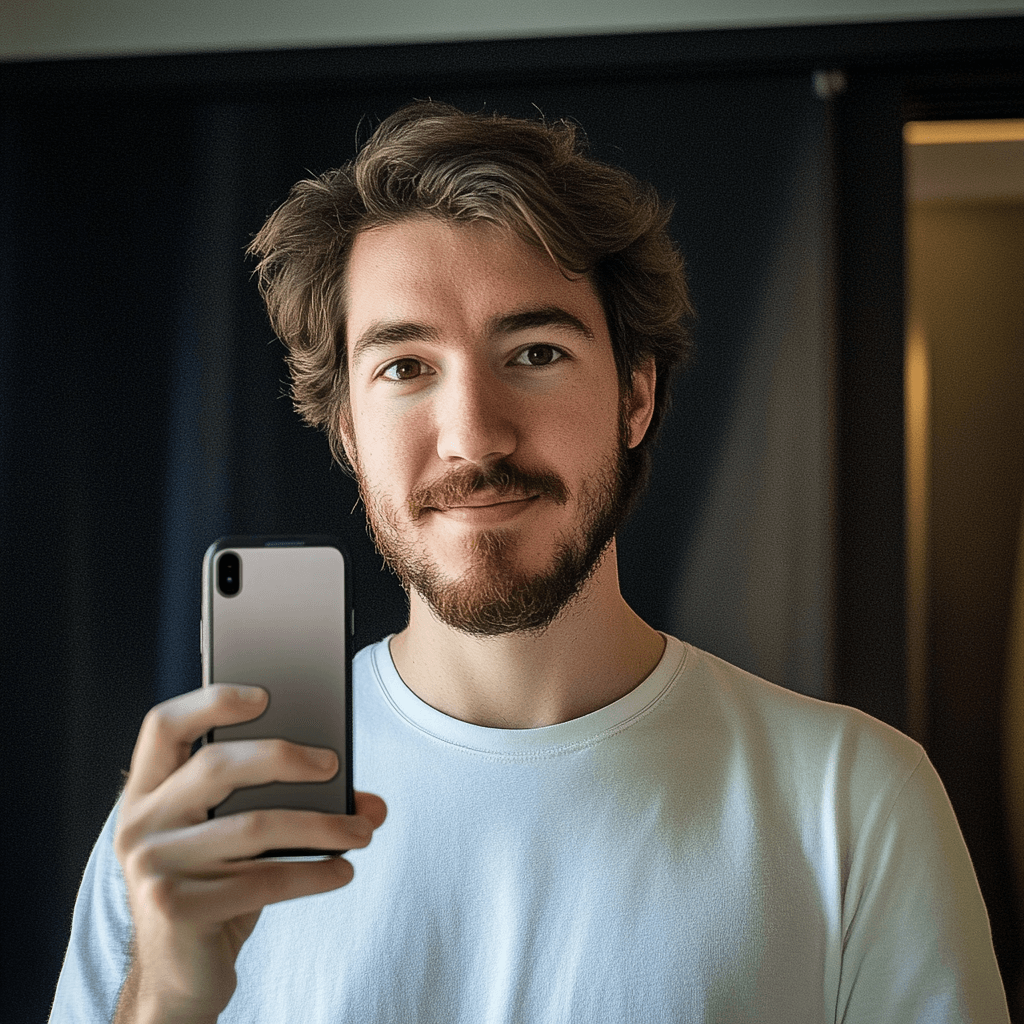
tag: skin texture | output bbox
[113,215,663,1021]
[342,217,665,728]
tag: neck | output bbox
[388,538,666,729]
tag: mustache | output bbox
[407,460,569,520]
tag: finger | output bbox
[124,685,269,800]
[144,856,357,924]
[133,808,376,871]
[354,791,388,830]
[129,739,339,833]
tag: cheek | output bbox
[353,404,431,487]
[555,379,621,450]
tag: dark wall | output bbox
[0,69,823,1021]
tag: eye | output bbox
[513,344,564,367]
[380,358,429,381]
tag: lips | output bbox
[438,493,537,511]
[426,494,542,524]
[407,461,570,521]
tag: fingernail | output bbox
[311,747,338,770]
[237,686,267,702]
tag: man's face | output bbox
[342,216,653,636]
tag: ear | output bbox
[625,357,657,449]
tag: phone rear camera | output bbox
[217,552,241,597]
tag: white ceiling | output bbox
[2,0,1023,61]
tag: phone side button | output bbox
[350,608,355,637]
[200,619,204,656]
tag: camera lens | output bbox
[218,552,241,596]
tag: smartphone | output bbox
[201,535,354,857]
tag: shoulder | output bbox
[49,798,133,1021]
[668,641,927,816]
[683,641,920,754]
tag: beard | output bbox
[350,418,635,637]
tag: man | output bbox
[51,102,1008,1023]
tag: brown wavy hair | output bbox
[249,100,693,498]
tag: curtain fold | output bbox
[4,75,835,1018]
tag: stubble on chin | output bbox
[349,423,632,637]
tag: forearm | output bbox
[113,954,220,1024]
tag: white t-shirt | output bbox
[50,635,1009,1022]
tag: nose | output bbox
[435,365,518,465]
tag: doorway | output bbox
[904,117,1024,1014]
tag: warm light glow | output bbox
[905,323,930,745]
[904,120,1024,145]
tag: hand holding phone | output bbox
[110,536,384,1023]
[113,686,386,1023]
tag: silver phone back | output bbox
[202,542,350,817]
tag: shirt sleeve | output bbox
[49,801,134,1023]
[836,752,1010,1023]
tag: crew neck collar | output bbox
[367,633,687,759]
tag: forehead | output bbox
[344,217,608,357]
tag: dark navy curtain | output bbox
[2,67,834,1019]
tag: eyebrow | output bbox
[488,306,596,342]
[351,321,439,362]
[350,305,595,363]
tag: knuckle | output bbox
[201,739,242,779]
[183,743,215,783]
[112,832,129,866]
[123,842,157,884]
[236,809,271,843]
[272,737,299,760]
[206,740,236,770]
[215,683,245,708]
[145,874,180,917]
[113,824,136,865]
[139,703,171,744]
[268,738,305,771]
[140,692,196,746]
[114,810,147,866]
